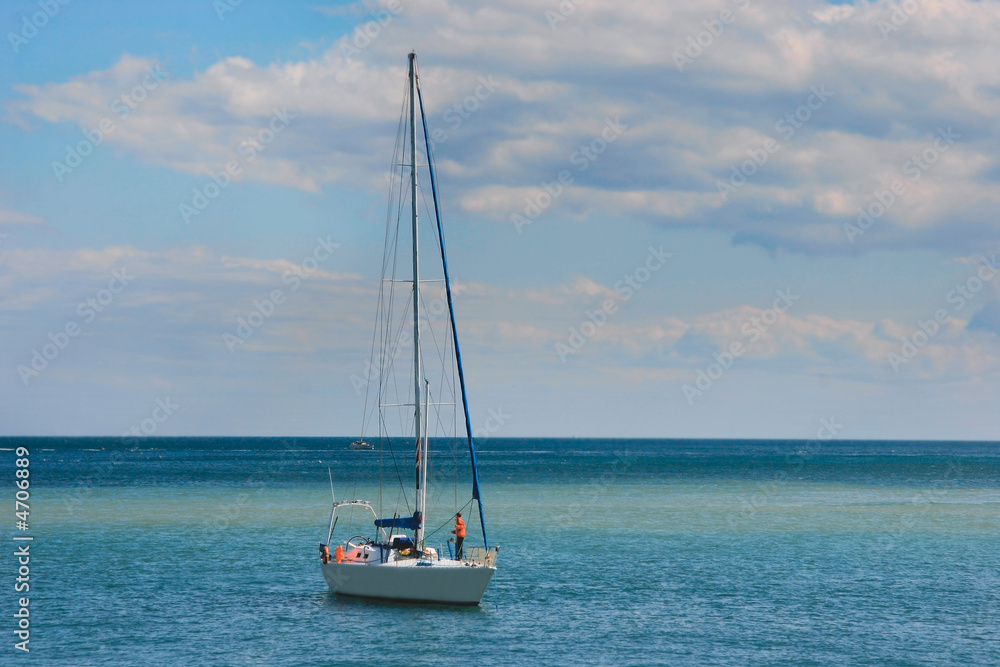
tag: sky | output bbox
[1,0,999,440]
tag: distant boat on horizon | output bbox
[348,439,374,450]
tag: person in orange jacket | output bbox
[451,512,466,559]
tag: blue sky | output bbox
[1,0,999,439]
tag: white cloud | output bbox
[0,244,361,300]
[497,275,1000,383]
[0,206,43,226]
[6,0,1000,254]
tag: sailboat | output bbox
[319,53,498,605]
[348,439,374,450]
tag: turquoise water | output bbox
[5,438,999,665]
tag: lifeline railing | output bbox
[462,546,500,568]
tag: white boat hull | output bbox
[322,559,495,605]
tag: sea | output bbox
[3,437,998,665]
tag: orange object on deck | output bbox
[334,545,345,563]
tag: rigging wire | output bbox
[349,57,477,543]
[414,60,489,546]
[375,83,409,516]
[366,72,411,515]
[423,498,474,542]
[411,137,464,520]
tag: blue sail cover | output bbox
[374,512,420,530]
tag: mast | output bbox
[408,52,426,549]
[419,379,430,548]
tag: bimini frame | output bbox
[325,500,386,545]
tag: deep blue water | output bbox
[3,437,998,665]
